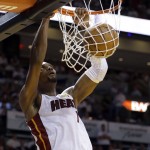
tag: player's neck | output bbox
[44,90,57,96]
[40,83,57,96]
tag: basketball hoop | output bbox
[55,0,123,16]
[56,0,123,72]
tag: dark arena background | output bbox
[0,0,150,149]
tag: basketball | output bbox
[84,23,119,57]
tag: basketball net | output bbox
[56,0,122,72]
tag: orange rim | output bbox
[54,0,123,16]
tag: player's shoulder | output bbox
[57,92,73,99]
[59,86,74,98]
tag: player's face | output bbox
[40,62,57,83]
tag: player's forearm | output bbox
[30,18,49,64]
[72,57,108,105]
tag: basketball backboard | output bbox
[0,0,73,41]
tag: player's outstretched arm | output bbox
[63,57,108,107]
[19,16,52,118]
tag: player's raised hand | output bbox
[73,8,89,28]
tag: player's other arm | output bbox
[19,17,50,116]
[63,8,108,106]
[64,57,108,107]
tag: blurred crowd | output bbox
[0,135,36,150]
[78,70,150,125]
[121,0,150,19]
[72,0,150,19]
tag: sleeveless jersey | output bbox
[27,93,92,150]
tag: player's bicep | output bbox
[25,64,41,92]
[19,85,38,112]
[19,63,41,112]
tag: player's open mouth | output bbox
[48,72,55,78]
[49,73,55,75]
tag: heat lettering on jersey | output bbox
[50,99,75,112]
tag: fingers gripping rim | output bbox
[54,0,123,16]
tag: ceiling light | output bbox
[59,49,64,53]
[147,62,150,66]
[28,45,32,49]
[118,58,124,62]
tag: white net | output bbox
[57,0,122,72]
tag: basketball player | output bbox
[19,8,108,150]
